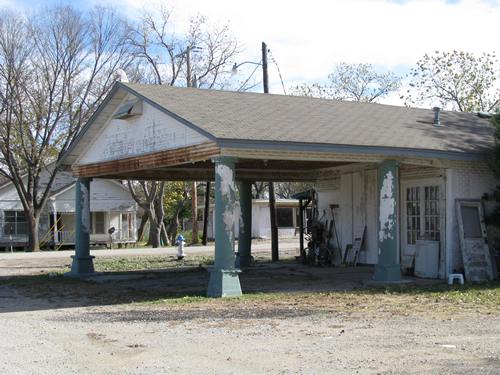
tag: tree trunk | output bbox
[27,213,40,252]
[137,214,148,242]
[146,210,161,248]
[191,181,199,244]
[202,181,211,245]
[160,222,170,246]
[149,220,162,248]
[269,182,279,261]
[167,217,179,245]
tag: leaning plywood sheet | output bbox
[343,226,366,266]
[455,200,494,282]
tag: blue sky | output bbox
[4,0,499,105]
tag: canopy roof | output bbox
[60,82,494,181]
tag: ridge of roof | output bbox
[121,82,485,118]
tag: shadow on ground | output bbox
[1,261,495,316]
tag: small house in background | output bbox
[0,169,138,250]
[200,199,303,240]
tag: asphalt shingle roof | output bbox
[123,83,493,155]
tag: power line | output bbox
[237,59,262,92]
[268,50,287,95]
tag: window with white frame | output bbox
[3,210,28,236]
[423,186,440,241]
[405,185,440,244]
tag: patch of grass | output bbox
[375,281,500,309]
[143,281,500,318]
[94,255,214,272]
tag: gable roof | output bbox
[122,83,494,155]
[63,82,495,165]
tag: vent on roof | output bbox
[433,107,441,126]
[113,100,143,120]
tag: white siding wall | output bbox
[54,180,136,212]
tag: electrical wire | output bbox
[268,50,287,95]
[237,59,263,92]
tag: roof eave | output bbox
[217,138,490,162]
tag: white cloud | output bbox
[109,0,498,100]
[12,0,500,104]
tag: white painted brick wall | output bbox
[446,161,498,273]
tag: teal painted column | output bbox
[374,160,402,282]
[207,157,242,297]
[69,177,95,275]
[236,180,252,268]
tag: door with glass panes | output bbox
[401,180,442,268]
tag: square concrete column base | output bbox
[373,264,401,282]
[68,255,95,276]
[207,268,242,297]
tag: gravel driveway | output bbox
[1,240,499,374]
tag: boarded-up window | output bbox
[276,208,294,228]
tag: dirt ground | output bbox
[1,245,499,374]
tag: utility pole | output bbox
[202,181,211,245]
[186,47,198,244]
[262,41,279,262]
[262,42,269,94]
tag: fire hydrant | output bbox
[175,234,186,260]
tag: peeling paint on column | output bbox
[223,210,236,234]
[374,160,401,282]
[216,163,235,198]
[216,163,236,233]
[378,170,395,248]
[80,183,90,233]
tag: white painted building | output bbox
[202,199,301,239]
[0,170,138,249]
[315,162,498,278]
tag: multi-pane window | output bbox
[405,185,440,245]
[3,211,28,236]
[406,187,420,245]
[424,186,440,241]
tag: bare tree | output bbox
[252,182,268,199]
[275,182,314,199]
[405,50,500,112]
[0,6,133,251]
[127,181,167,248]
[290,62,401,103]
[126,6,240,246]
